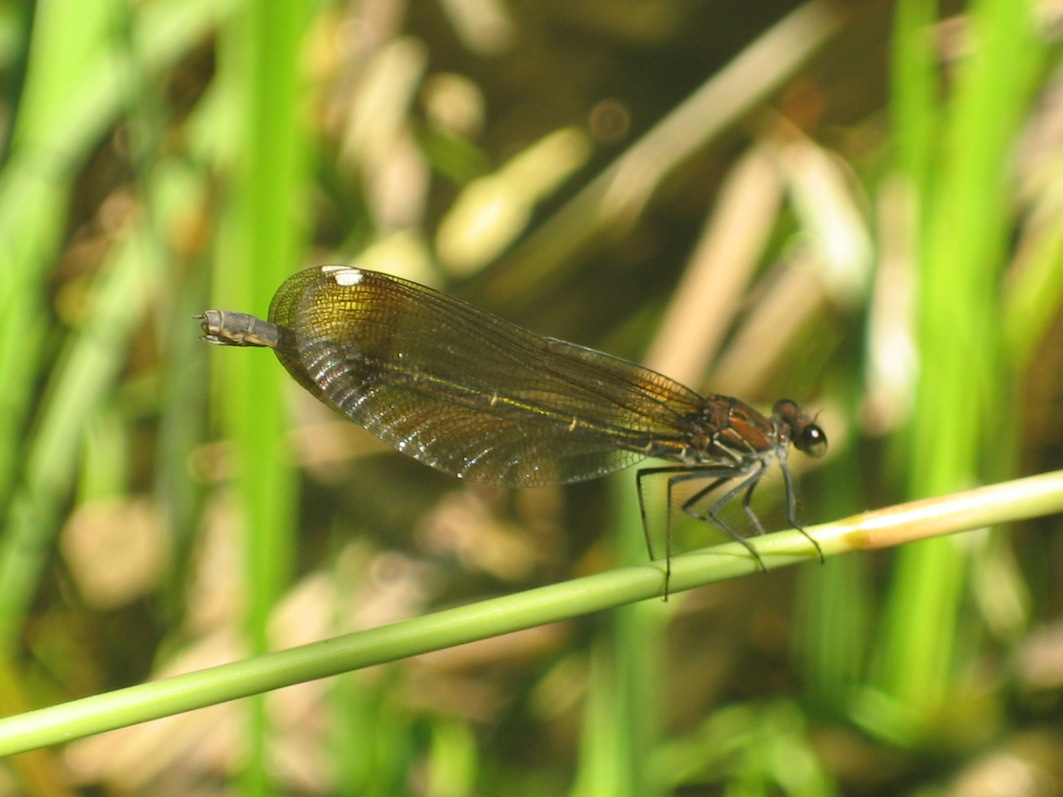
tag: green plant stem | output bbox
[876,0,1044,720]
[0,470,1060,756]
[213,1,307,791]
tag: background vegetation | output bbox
[1,0,1063,794]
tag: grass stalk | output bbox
[0,470,1059,757]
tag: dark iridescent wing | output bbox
[267,265,708,488]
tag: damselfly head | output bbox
[772,399,827,458]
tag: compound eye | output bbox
[798,424,828,458]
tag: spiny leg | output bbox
[634,460,814,593]
[687,460,822,566]
[637,466,679,598]
[635,468,657,563]
[650,467,769,569]
[778,457,824,562]
[669,466,768,571]
[679,474,730,514]
[636,465,741,598]
[739,464,768,536]
[702,466,769,572]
